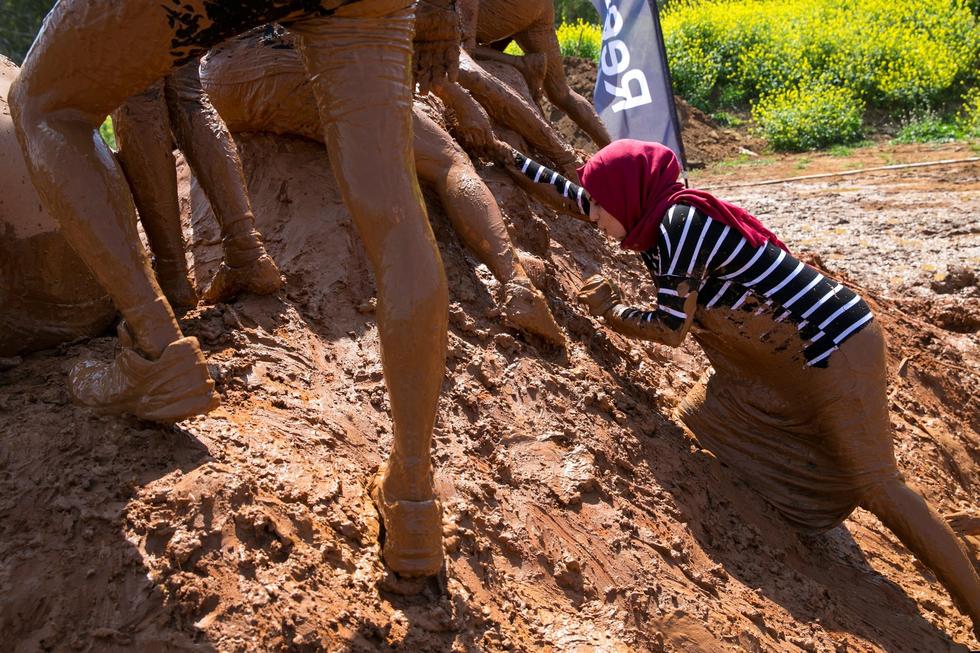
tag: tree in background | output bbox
[0,0,54,63]
[555,0,671,23]
[554,0,599,24]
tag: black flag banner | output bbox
[590,0,687,171]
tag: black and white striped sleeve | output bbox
[513,150,591,216]
[639,205,712,330]
[598,206,702,345]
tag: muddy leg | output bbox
[413,108,563,345]
[113,81,198,310]
[457,49,580,181]
[515,20,611,147]
[10,103,181,359]
[290,6,447,576]
[862,478,980,636]
[164,61,282,304]
[414,109,519,284]
[8,0,223,420]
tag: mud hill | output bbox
[1,64,978,652]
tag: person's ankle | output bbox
[382,457,435,502]
[222,231,267,268]
[124,297,182,360]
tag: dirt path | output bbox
[1,65,978,652]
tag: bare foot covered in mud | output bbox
[501,277,565,346]
[516,251,549,291]
[201,253,282,304]
[68,334,219,422]
[369,466,444,582]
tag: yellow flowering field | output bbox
[507,1,978,149]
[662,0,979,148]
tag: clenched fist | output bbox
[576,275,623,317]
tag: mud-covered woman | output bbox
[519,139,980,636]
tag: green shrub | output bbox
[663,0,980,128]
[894,115,963,143]
[99,116,116,150]
[555,19,602,59]
[751,84,864,150]
[0,0,55,64]
[502,41,523,56]
[667,39,720,110]
[711,111,745,127]
[554,0,600,25]
[957,86,980,136]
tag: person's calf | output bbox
[154,255,199,310]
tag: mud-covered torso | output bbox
[640,204,874,371]
[645,206,895,531]
[690,301,810,383]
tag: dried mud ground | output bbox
[1,125,979,651]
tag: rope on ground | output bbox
[700,156,980,190]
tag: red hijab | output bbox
[578,140,788,253]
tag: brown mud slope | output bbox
[2,84,978,652]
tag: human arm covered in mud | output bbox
[576,275,698,347]
[414,0,462,94]
[502,148,591,219]
[431,78,507,160]
[455,48,580,180]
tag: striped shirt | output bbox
[627,204,873,367]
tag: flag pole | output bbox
[647,0,688,180]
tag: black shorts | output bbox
[167,0,361,64]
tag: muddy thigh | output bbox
[807,320,898,479]
[472,0,552,44]
[412,108,462,181]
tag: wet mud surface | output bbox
[1,68,978,651]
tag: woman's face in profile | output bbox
[589,202,627,241]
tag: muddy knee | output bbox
[7,76,42,140]
[9,75,103,141]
